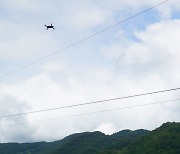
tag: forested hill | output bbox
[0,122,179,154]
[117,122,180,154]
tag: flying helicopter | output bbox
[44,24,55,30]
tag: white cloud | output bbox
[69,8,110,29]
[1,56,179,142]
[103,19,180,83]
[95,122,117,135]
[0,95,36,142]
[0,0,180,143]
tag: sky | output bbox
[0,0,180,143]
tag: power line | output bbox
[0,0,170,80]
[7,98,180,126]
[0,87,179,119]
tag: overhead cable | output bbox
[7,98,180,126]
[0,87,179,119]
[0,0,170,80]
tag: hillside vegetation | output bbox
[117,122,180,154]
[0,122,179,154]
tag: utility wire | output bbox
[0,0,170,80]
[0,87,179,119]
[6,98,180,126]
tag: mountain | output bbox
[0,122,179,154]
[52,129,149,154]
[117,122,180,154]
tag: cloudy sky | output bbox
[0,0,180,143]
